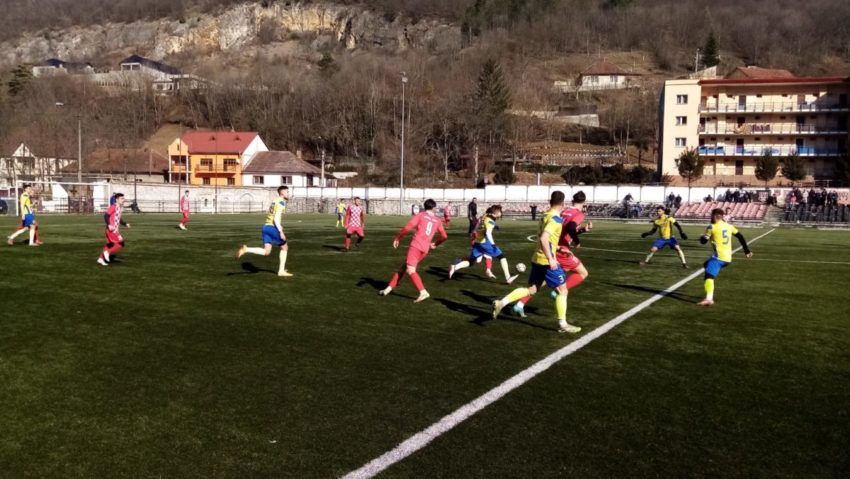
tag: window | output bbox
[280,176,293,185]
[676,94,688,104]
[609,75,617,83]
[224,158,238,170]
[200,158,213,171]
[253,176,264,185]
[676,116,688,126]
[202,178,211,185]
[675,138,687,147]
[227,177,235,186]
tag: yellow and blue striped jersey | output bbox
[653,214,677,239]
[474,214,497,244]
[265,199,287,226]
[705,220,738,262]
[532,209,563,266]
[20,192,32,217]
[337,202,346,214]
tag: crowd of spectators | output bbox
[786,188,840,207]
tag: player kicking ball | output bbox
[7,184,42,246]
[492,191,580,334]
[513,191,592,318]
[448,205,518,284]
[97,193,130,266]
[379,199,447,303]
[698,208,752,306]
[178,190,190,230]
[344,197,366,251]
[641,206,688,268]
[236,186,293,277]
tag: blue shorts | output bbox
[653,237,679,250]
[470,242,502,260]
[528,263,567,289]
[21,214,35,227]
[261,225,286,246]
[704,257,730,278]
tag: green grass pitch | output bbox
[1,213,848,478]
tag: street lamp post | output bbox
[400,72,408,215]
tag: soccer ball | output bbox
[515,262,526,273]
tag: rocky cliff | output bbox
[0,2,462,66]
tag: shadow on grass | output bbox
[226,262,276,276]
[605,282,702,303]
[435,291,553,331]
[322,244,346,252]
[355,276,416,299]
[428,265,493,283]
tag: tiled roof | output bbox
[181,131,258,154]
[244,151,323,175]
[581,61,631,76]
[728,66,795,79]
[64,148,168,174]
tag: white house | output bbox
[32,58,95,77]
[1,143,76,187]
[242,151,331,188]
[577,61,641,91]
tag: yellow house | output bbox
[166,131,268,186]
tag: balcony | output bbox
[697,146,842,157]
[194,164,238,174]
[699,102,849,113]
[698,124,849,135]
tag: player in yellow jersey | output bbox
[7,184,40,246]
[336,199,347,227]
[641,206,688,268]
[448,205,518,284]
[491,191,580,334]
[698,208,752,306]
[236,186,293,277]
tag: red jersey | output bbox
[558,206,586,251]
[395,211,447,253]
[106,204,123,232]
[180,196,189,213]
[345,205,365,228]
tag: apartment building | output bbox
[167,132,268,186]
[659,66,850,183]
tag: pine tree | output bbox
[781,153,808,184]
[754,150,779,187]
[676,148,705,187]
[471,58,511,147]
[7,64,32,96]
[703,31,720,68]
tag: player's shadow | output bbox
[605,282,702,303]
[322,245,346,252]
[355,277,417,300]
[427,266,493,283]
[599,257,643,265]
[434,290,552,331]
[226,262,276,276]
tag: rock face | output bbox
[0,2,462,66]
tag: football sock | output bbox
[356,235,363,244]
[454,260,471,271]
[645,252,654,263]
[245,247,266,255]
[677,249,687,265]
[555,292,568,321]
[28,228,35,245]
[278,250,288,274]
[502,288,531,305]
[410,272,425,291]
[566,274,585,290]
[107,244,122,255]
[388,272,402,288]
[34,226,40,242]
[345,238,351,249]
[499,258,511,280]
[704,278,715,300]
[9,228,26,240]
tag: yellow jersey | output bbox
[532,208,564,266]
[705,220,738,262]
[20,192,33,217]
[265,198,287,226]
[474,214,497,244]
[337,203,346,214]
[653,214,677,239]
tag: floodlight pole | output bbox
[400,72,408,215]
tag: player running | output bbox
[698,208,752,306]
[512,191,592,318]
[236,186,293,277]
[492,191,580,334]
[379,199,447,303]
[344,196,366,251]
[97,193,130,266]
[336,199,347,227]
[178,190,190,230]
[640,206,688,268]
[7,184,41,246]
[448,205,518,284]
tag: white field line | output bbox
[341,229,776,479]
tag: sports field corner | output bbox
[1,214,848,478]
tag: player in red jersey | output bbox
[344,196,366,251]
[443,204,451,228]
[513,191,592,318]
[97,193,130,266]
[178,190,190,230]
[379,198,448,303]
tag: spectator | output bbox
[704,194,713,202]
[467,197,478,236]
[674,194,682,208]
[632,201,643,218]
[666,192,676,208]
[623,193,633,207]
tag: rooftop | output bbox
[244,151,324,176]
[580,60,637,76]
[65,148,168,174]
[180,131,258,154]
